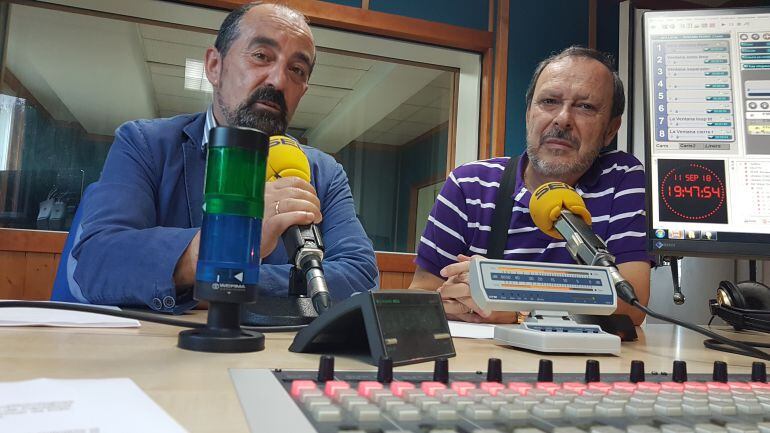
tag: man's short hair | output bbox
[214,1,309,58]
[524,46,625,118]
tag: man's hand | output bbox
[173,177,322,290]
[437,255,519,324]
[261,177,322,258]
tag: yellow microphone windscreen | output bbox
[266,135,311,182]
[529,182,592,239]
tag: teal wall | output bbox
[336,126,447,253]
[369,0,489,31]
[393,127,447,252]
[335,143,400,251]
[503,0,591,157]
[319,0,362,8]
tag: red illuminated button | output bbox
[451,382,476,396]
[324,380,350,398]
[480,382,505,396]
[390,381,415,397]
[291,380,317,398]
[636,382,661,392]
[357,381,383,398]
[563,382,588,394]
[421,382,447,396]
[508,382,533,395]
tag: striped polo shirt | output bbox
[416,150,651,277]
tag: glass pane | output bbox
[297,50,453,252]
[0,3,214,230]
[0,2,457,255]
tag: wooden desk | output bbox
[0,314,764,432]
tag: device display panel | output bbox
[478,261,615,306]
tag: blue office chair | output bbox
[50,184,94,302]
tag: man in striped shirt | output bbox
[410,47,651,325]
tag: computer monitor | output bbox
[642,7,770,259]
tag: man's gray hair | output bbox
[524,46,625,118]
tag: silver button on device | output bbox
[498,404,528,420]
[352,404,380,422]
[627,426,661,433]
[310,405,341,422]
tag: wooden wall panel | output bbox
[23,252,57,300]
[401,272,414,288]
[378,271,415,290]
[0,228,66,253]
[0,251,26,299]
[0,230,423,298]
[380,271,404,290]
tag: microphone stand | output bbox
[240,225,329,326]
[661,256,686,305]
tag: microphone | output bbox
[267,135,331,314]
[529,182,638,305]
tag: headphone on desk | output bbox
[709,280,770,333]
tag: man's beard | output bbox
[217,86,288,136]
[526,125,600,178]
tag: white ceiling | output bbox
[4,3,453,150]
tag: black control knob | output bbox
[712,361,728,383]
[672,360,688,383]
[585,359,601,383]
[751,362,767,383]
[486,358,503,383]
[630,360,645,383]
[537,359,553,383]
[377,356,393,384]
[317,355,335,382]
[433,357,449,384]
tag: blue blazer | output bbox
[66,113,378,313]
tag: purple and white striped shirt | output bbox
[416,150,651,277]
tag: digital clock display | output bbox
[658,159,728,224]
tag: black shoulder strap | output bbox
[487,156,519,259]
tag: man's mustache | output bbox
[243,86,287,114]
[540,127,578,148]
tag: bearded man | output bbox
[61,2,377,312]
[410,46,652,326]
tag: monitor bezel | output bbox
[641,6,770,260]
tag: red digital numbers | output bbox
[667,185,722,199]
[659,162,726,222]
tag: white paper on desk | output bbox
[0,378,187,433]
[0,301,140,327]
[448,320,496,339]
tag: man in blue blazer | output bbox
[64,2,378,313]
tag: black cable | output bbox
[631,301,770,361]
[704,338,770,358]
[0,301,306,333]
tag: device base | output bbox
[241,296,317,326]
[178,328,265,353]
[494,322,620,355]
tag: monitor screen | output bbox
[643,7,770,259]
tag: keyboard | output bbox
[230,356,770,433]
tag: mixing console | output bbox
[230,356,770,433]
